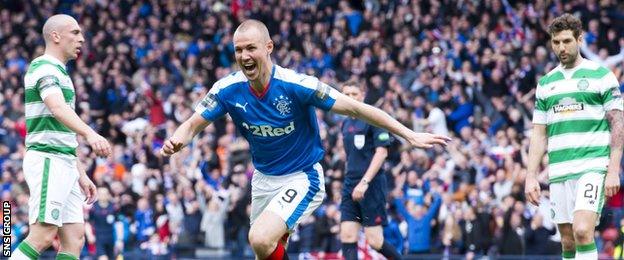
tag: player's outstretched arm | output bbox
[330,93,450,148]
[43,93,111,157]
[525,124,546,206]
[161,112,212,156]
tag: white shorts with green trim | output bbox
[24,150,84,227]
[549,171,605,225]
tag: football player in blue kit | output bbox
[339,81,402,260]
[161,19,450,260]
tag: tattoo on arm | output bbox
[607,110,624,150]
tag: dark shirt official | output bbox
[342,118,392,179]
[340,117,392,226]
[90,202,116,258]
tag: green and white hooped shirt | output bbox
[24,54,78,156]
[533,58,624,183]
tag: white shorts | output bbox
[24,150,84,227]
[549,171,605,224]
[250,163,326,231]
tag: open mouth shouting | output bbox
[242,63,257,75]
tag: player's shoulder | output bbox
[537,65,564,87]
[25,56,68,80]
[273,65,319,90]
[575,59,613,80]
[212,70,247,92]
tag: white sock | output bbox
[576,242,598,260]
[9,249,30,260]
[9,241,40,260]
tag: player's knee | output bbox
[561,237,575,251]
[74,231,85,248]
[28,230,57,250]
[340,229,357,243]
[365,232,383,250]
[249,230,275,254]
[573,223,593,243]
[39,235,56,250]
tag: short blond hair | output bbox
[341,80,361,91]
[234,19,271,42]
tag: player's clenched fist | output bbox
[605,171,621,197]
[86,131,112,157]
[161,139,184,156]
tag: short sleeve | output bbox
[36,75,63,101]
[371,126,392,147]
[195,86,227,122]
[601,73,624,111]
[292,76,337,111]
[532,87,547,124]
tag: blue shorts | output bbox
[340,174,388,226]
[95,238,114,258]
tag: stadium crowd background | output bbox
[2,0,624,259]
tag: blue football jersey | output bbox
[195,65,338,175]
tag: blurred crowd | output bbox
[3,0,624,258]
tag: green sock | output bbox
[562,250,575,259]
[55,252,78,260]
[576,242,597,260]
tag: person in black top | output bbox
[90,187,116,260]
[339,81,402,260]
